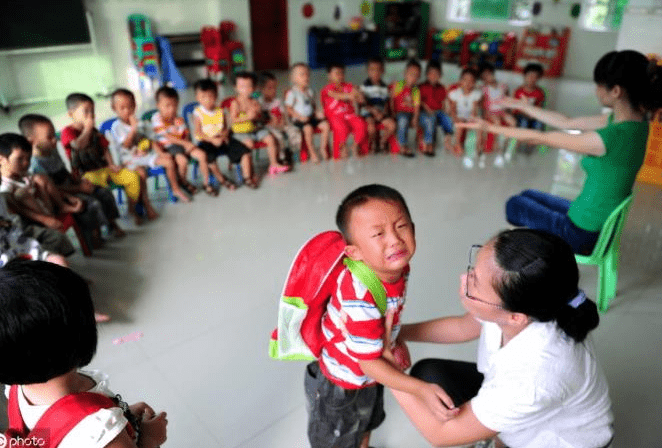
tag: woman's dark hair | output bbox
[593,50,662,113]
[0,260,98,384]
[336,184,411,243]
[491,229,599,342]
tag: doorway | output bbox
[249,0,289,70]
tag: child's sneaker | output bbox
[478,154,486,169]
[494,154,505,168]
[462,156,474,169]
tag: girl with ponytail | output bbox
[391,229,613,448]
[458,50,662,255]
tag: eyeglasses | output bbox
[466,244,504,309]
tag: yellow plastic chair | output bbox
[575,194,633,313]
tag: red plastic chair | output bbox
[60,213,92,257]
[201,26,231,77]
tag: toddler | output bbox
[419,59,454,156]
[448,68,483,169]
[513,63,546,130]
[19,114,124,239]
[61,93,157,224]
[390,59,422,157]
[0,259,167,448]
[193,78,258,189]
[151,86,219,196]
[109,88,191,202]
[284,63,330,163]
[360,57,396,153]
[230,72,290,175]
[320,62,369,159]
[305,184,455,448]
[479,63,517,167]
[258,72,296,165]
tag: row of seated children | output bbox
[253,58,545,169]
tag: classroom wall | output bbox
[615,0,662,54]
[426,0,618,81]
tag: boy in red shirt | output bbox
[513,63,546,131]
[418,59,453,156]
[390,59,421,157]
[321,63,369,159]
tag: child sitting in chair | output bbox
[61,93,157,224]
[193,79,258,189]
[152,86,220,196]
[229,72,290,176]
[360,57,396,154]
[390,59,422,158]
[284,63,330,163]
[448,68,483,169]
[109,88,191,202]
[19,114,124,239]
[320,62,369,159]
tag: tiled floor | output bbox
[1,71,661,448]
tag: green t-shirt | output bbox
[568,115,649,232]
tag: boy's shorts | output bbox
[232,129,271,144]
[293,116,325,130]
[198,138,250,164]
[164,144,186,156]
[304,361,385,448]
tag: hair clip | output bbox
[568,290,587,309]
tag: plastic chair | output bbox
[60,213,92,257]
[575,194,634,313]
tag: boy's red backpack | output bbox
[269,231,387,361]
[4,385,135,448]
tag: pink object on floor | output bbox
[112,331,144,345]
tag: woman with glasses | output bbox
[457,50,662,255]
[390,228,613,448]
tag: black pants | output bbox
[410,358,484,408]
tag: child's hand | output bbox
[83,116,95,131]
[497,96,526,110]
[139,409,168,448]
[109,164,122,174]
[128,114,138,129]
[78,178,96,194]
[42,216,64,231]
[63,196,84,214]
[211,136,224,147]
[183,141,197,153]
[416,382,460,422]
[410,117,418,129]
[391,339,411,371]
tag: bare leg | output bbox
[134,167,158,221]
[366,117,377,153]
[156,153,190,202]
[264,134,288,171]
[303,125,319,163]
[318,121,330,160]
[190,148,210,186]
[359,431,371,448]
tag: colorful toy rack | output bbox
[374,0,430,61]
[426,29,517,69]
[200,21,246,80]
[128,14,160,80]
[514,27,571,77]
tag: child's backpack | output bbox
[269,231,387,361]
[4,385,135,448]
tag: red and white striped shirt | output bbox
[319,265,409,389]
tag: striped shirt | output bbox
[319,266,409,389]
[151,112,188,145]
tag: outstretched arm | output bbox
[400,312,481,344]
[457,120,606,156]
[500,97,609,131]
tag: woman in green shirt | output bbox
[459,50,661,254]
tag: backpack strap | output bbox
[7,385,123,448]
[343,258,388,315]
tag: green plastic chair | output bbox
[575,194,633,313]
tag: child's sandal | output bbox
[183,182,198,194]
[219,178,236,191]
[244,176,259,189]
[204,184,219,197]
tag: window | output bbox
[448,0,532,25]
[582,0,629,31]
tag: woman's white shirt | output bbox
[4,370,129,448]
[471,321,613,448]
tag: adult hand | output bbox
[416,382,460,422]
[456,117,489,131]
[64,196,84,214]
[43,216,64,231]
[140,410,168,448]
[78,178,96,194]
[392,339,412,371]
